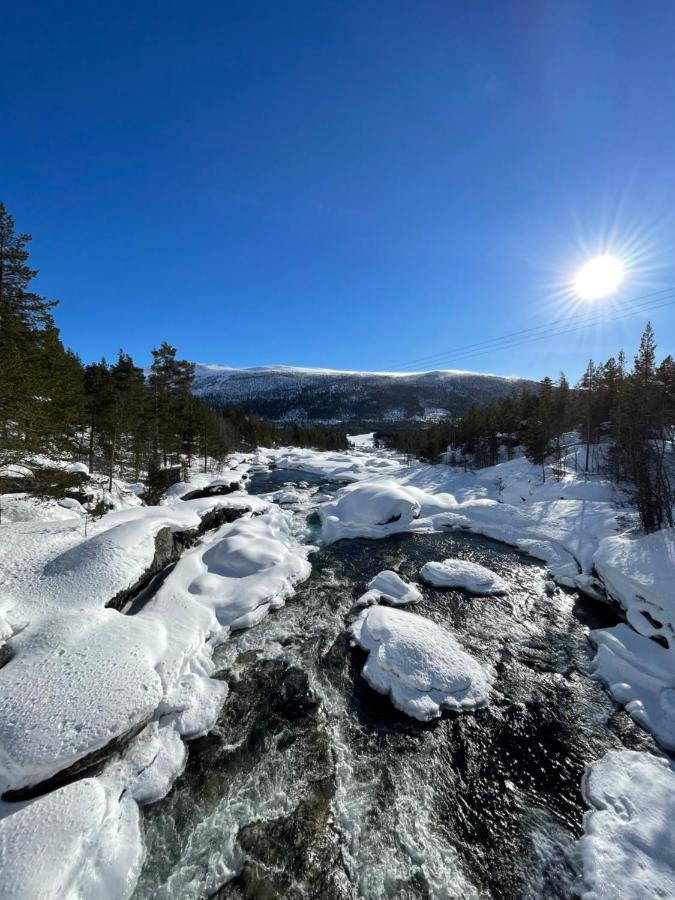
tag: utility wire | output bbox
[423,293,675,370]
[385,286,675,372]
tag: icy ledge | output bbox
[580,750,675,899]
[349,606,490,721]
[420,558,508,595]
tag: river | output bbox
[132,469,654,900]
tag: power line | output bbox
[385,286,675,372]
[424,293,675,370]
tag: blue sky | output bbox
[1,1,674,381]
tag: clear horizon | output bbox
[2,1,675,383]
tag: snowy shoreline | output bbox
[1,442,673,899]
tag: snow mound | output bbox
[419,558,508,595]
[580,750,675,899]
[354,570,422,608]
[349,606,489,721]
[321,480,423,542]
[593,528,675,652]
[0,777,144,900]
[175,510,313,630]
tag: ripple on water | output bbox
[133,482,656,900]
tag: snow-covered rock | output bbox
[589,625,675,750]
[0,777,144,900]
[349,606,489,721]
[419,558,508,595]
[589,528,675,749]
[354,570,422,608]
[65,462,90,475]
[155,508,313,632]
[580,750,675,899]
[321,480,425,542]
[267,446,401,483]
[593,528,675,652]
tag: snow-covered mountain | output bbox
[192,364,535,426]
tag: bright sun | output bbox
[574,255,625,299]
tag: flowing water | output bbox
[132,470,654,900]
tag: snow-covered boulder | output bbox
[354,570,422,608]
[321,480,422,542]
[182,510,313,630]
[580,750,675,899]
[0,777,144,900]
[419,558,508,595]
[349,606,489,721]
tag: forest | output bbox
[0,201,348,496]
[382,328,675,531]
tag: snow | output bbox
[354,570,422,608]
[0,457,313,898]
[347,432,375,449]
[580,750,675,899]
[593,528,675,651]
[588,528,675,750]
[322,479,424,540]
[349,606,490,720]
[194,362,522,379]
[151,507,313,632]
[65,462,90,475]
[266,446,402,483]
[420,558,508,595]
[319,456,622,587]
[0,777,144,900]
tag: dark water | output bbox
[133,472,652,900]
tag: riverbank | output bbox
[0,444,673,899]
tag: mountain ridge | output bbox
[192,364,536,427]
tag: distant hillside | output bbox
[192,365,535,427]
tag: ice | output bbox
[420,558,508,595]
[354,570,422,608]
[350,606,490,720]
[580,750,675,899]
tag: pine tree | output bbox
[0,203,59,457]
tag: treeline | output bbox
[0,202,347,488]
[382,324,674,531]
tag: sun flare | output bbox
[574,255,625,299]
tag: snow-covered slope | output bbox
[192,364,534,426]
